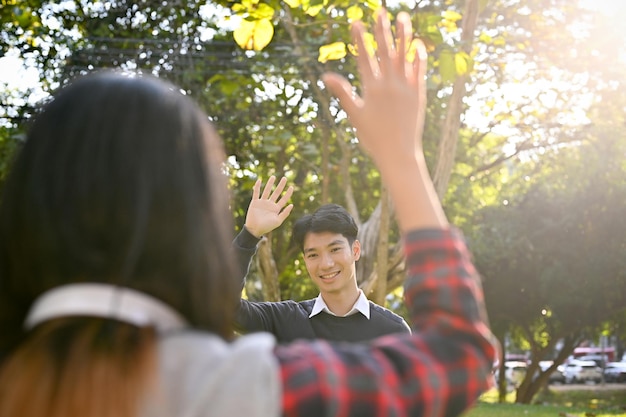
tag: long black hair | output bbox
[0,71,241,356]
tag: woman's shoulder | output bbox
[147,331,281,417]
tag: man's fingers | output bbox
[276,185,294,208]
[270,177,288,202]
[255,176,292,207]
[261,175,276,200]
[278,204,294,223]
[251,178,262,200]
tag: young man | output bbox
[233,177,410,343]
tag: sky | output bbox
[0,51,41,92]
[580,0,626,18]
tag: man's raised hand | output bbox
[244,176,294,238]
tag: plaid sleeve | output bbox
[275,228,498,417]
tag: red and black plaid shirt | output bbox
[275,228,498,417]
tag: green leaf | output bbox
[233,18,274,51]
[318,41,346,63]
[478,32,493,44]
[455,51,472,76]
[406,39,419,63]
[346,5,363,22]
[347,31,376,57]
[303,4,324,16]
[364,0,381,11]
[442,10,462,22]
[301,143,319,156]
[218,79,240,95]
[425,14,444,26]
[439,48,456,83]
[300,0,328,16]
[251,3,275,19]
[262,144,283,152]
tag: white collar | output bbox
[25,283,187,333]
[309,289,370,319]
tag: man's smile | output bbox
[319,271,340,280]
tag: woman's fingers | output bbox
[374,10,395,77]
[321,72,361,120]
[395,12,413,80]
[352,20,379,84]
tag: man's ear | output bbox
[352,239,361,261]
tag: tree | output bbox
[471,117,626,403]
[2,0,624,320]
[208,0,474,303]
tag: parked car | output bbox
[562,360,602,384]
[538,360,565,384]
[604,362,626,383]
[496,361,528,387]
[577,354,610,367]
[505,353,528,362]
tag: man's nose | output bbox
[320,253,334,267]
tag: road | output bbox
[550,382,626,391]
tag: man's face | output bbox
[302,231,361,296]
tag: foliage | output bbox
[0,125,22,190]
[470,122,626,403]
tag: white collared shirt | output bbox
[309,289,370,319]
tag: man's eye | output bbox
[306,254,318,259]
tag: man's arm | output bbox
[232,226,262,284]
[233,177,294,333]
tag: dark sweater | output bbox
[237,297,410,343]
[232,228,411,343]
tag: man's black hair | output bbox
[292,204,358,251]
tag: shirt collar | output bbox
[309,289,370,319]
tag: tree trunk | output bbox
[432,0,480,199]
[496,332,507,403]
[255,237,281,301]
[515,334,581,404]
[370,187,390,305]
[356,201,381,290]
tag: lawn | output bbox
[463,386,626,417]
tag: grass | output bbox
[462,386,626,417]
